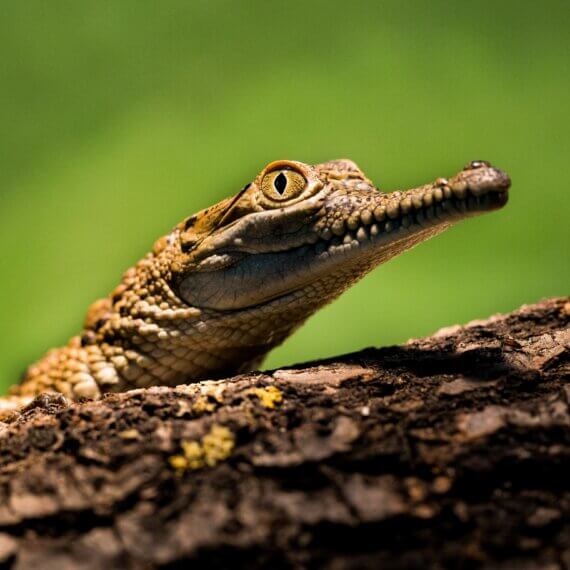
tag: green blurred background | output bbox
[1,1,568,392]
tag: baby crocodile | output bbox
[2,159,510,412]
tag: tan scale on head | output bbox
[6,158,510,409]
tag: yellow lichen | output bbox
[248,386,283,409]
[191,396,217,414]
[201,425,235,467]
[118,429,140,440]
[168,455,189,471]
[181,440,205,470]
[168,424,235,473]
[190,386,225,415]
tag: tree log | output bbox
[0,297,568,569]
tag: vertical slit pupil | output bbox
[274,172,288,194]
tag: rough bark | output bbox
[0,297,568,570]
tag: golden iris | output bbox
[260,168,307,201]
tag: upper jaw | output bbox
[314,161,510,248]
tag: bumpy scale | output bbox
[1,159,510,414]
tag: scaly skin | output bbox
[1,159,510,414]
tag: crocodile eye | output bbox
[260,169,307,202]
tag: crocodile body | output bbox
[1,159,510,412]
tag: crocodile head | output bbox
[172,159,510,313]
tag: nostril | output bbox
[465,160,492,170]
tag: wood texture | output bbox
[0,297,568,569]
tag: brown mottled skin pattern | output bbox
[1,159,510,414]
